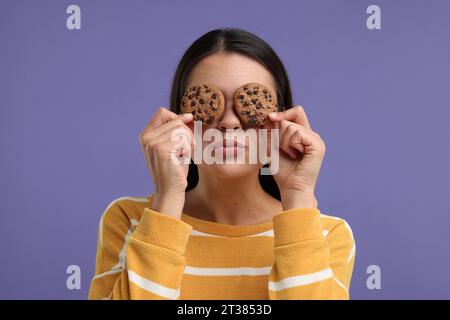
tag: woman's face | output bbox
[185,52,278,180]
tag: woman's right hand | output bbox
[139,107,194,219]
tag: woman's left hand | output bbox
[266,105,326,210]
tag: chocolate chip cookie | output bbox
[233,83,277,127]
[181,84,225,124]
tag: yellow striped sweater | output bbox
[88,193,355,300]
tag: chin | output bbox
[199,162,260,180]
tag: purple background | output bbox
[1,0,449,299]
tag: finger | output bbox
[166,133,194,165]
[146,107,178,129]
[289,129,305,154]
[157,119,194,145]
[288,127,314,154]
[170,125,195,154]
[268,105,312,130]
[152,131,193,165]
[144,122,195,152]
[140,114,194,146]
[279,121,300,159]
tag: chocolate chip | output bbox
[190,101,196,107]
[253,90,258,95]
[212,93,217,99]
[238,95,244,99]
[263,89,267,94]
[246,90,252,95]
[199,98,204,104]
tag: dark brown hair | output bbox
[169,28,294,200]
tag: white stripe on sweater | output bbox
[92,268,122,281]
[110,218,139,271]
[99,196,148,247]
[320,214,356,262]
[343,221,356,263]
[333,276,349,294]
[191,229,330,238]
[184,266,272,276]
[191,229,275,237]
[128,270,180,299]
[268,268,333,291]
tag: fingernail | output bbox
[269,112,277,117]
[182,113,193,120]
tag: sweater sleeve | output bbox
[88,202,193,300]
[269,208,355,300]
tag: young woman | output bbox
[88,28,355,300]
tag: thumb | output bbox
[180,112,194,123]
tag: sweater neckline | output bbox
[147,194,274,237]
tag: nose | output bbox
[217,103,242,131]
